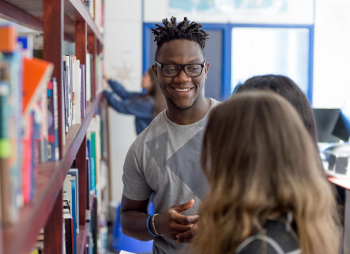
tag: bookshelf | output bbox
[0,0,105,254]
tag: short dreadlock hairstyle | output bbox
[151,17,209,61]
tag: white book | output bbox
[61,80,66,145]
[63,55,72,127]
[73,60,81,124]
[86,53,91,102]
[63,176,73,210]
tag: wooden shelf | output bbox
[76,196,94,254]
[1,93,102,254]
[76,223,90,254]
[0,0,103,44]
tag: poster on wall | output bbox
[167,0,314,24]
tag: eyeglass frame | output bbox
[154,60,207,78]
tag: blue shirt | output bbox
[103,79,154,135]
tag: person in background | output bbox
[193,91,339,254]
[103,68,167,135]
[234,74,318,144]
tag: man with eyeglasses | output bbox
[120,17,219,254]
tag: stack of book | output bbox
[61,53,91,145]
[85,0,104,33]
[0,25,54,225]
[0,24,97,226]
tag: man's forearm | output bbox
[120,210,156,241]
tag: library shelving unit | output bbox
[0,0,104,254]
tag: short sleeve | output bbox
[122,143,152,201]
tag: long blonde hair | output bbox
[193,91,338,254]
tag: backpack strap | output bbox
[235,234,285,254]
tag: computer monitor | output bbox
[313,108,340,143]
[332,100,350,142]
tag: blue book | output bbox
[68,168,79,233]
[3,51,23,208]
[86,139,94,192]
[69,176,77,254]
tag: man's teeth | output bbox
[175,88,190,92]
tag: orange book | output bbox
[0,25,17,52]
[22,57,54,116]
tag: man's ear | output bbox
[152,64,158,81]
[204,62,209,80]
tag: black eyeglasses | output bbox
[155,60,206,78]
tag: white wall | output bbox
[104,0,350,204]
[144,0,313,24]
[104,0,142,203]
[313,0,350,108]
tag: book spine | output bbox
[52,78,59,160]
[47,79,59,161]
[39,85,49,163]
[70,56,75,126]
[22,114,33,203]
[5,52,24,208]
[31,106,41,200]
[74,60,81,124]
[47,80,54,161]
[0,78,18,224]
[85,53,91,102]
[80,64,86,118]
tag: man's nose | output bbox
[174,68,191,83]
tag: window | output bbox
[231,27,310,96]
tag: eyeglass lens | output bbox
[163,64,203,77]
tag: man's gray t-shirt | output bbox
[123,98,219,254]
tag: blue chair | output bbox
[111,202,154,253]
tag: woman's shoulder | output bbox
[236,220,300,254]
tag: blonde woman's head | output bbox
[193,91,338,254]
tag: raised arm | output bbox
[103,90,153,118]
[107,79,143,100]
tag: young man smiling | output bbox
[120,17,219,254]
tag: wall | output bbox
[104,0,142,202]
[313,0,350,108]
[104,0,350,203]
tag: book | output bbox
[64,174,77,254]
[39,85,49,163]
[61,73,66,146]
[73,59,81,124]
[47,78,59,161]
[32,105,41,201]
[80,64,86,118]
[90,133,96,192]
[63,62,69,133]
[0,59,18,224]
[68,168,80,235]
[64,192,74,254]
[22,57,54,116]
[63,55,72,127]
[22,114,33,204]
[17,35,34,58]
[0,25,17,52]
[86,53,91,102]
[3,51,24,208]
[70,56,76,125]
[86,157,91,221]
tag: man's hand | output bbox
[154,200,199,240]
[175,223,198,243]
